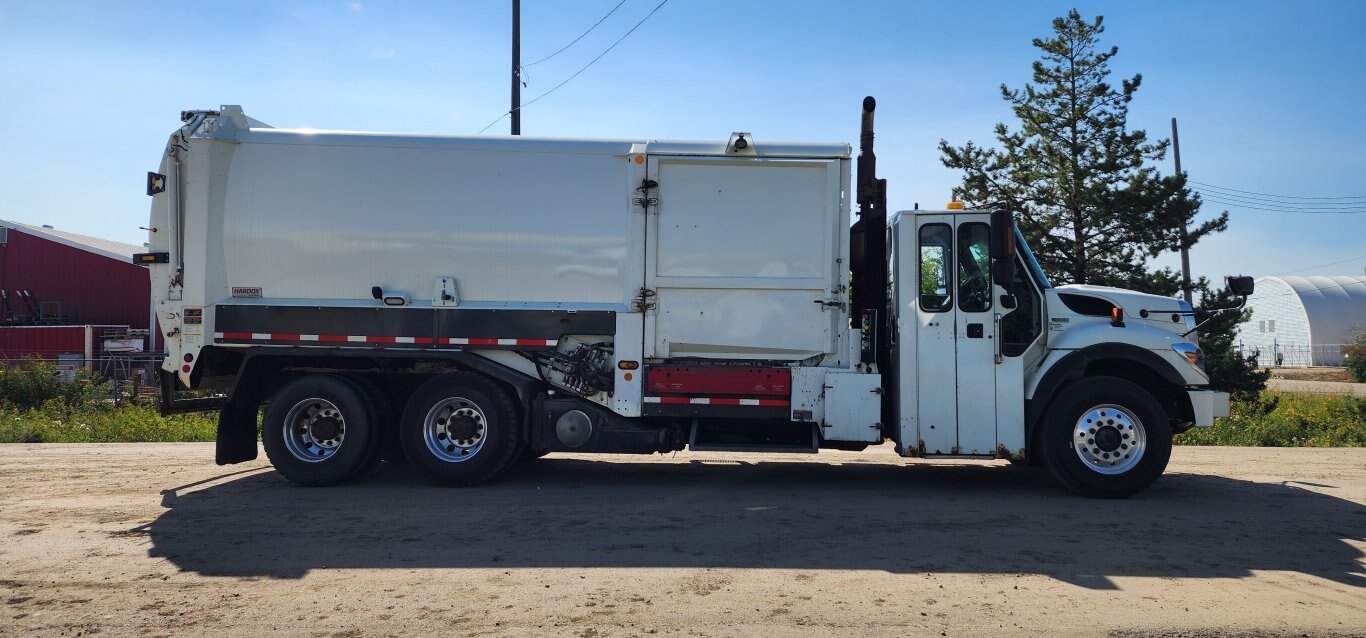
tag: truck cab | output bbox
[889,206,1228,494]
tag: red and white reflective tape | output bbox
[213,332,555,347]
[643,396,790,407]
[443,337,558,346]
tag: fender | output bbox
[1024,343,1188,446]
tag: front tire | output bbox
[262,375,378,486]
[1040,376,1172,498]
[400,372,521,486]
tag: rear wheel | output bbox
[400,372,521,486]
[262,375,378,486]
[1040,376,1172,498]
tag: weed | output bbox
[1177,391,1366,447]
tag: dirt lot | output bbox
[1,444,1363,638]
[1269,368,1355,383]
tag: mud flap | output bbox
[215,382,261,465]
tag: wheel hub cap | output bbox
[1094,426,1121,452]
[424,399,488,463]
[1072,404,1146,475]
[309,417,342,442]
[282,399,347,463]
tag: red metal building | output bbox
[0,220,152,359]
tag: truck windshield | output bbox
[1015,227,1051,289]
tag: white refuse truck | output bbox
[140,97,1238,497]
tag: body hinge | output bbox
[630,288,657,312]
[633,179,659,211]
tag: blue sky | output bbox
[2,0,1364,285]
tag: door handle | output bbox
[967,323,984,338]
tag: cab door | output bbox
[912,214,998,455]
[913,217,958,454]
[952,219,997,454]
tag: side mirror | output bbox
[990,208,1017,290]
[1226,275,1255,297]
[989,209,1016,260]
[992,258,1017,291]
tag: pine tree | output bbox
[1192,281,1271,402]
[939,10,1226,294]
[940,10,1264,398]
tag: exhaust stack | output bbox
[850,96,888,368]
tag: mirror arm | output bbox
[1179,295,1249,338]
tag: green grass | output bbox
[0,401,218,443]
[0,361,217,443]
[1176,391,1366,447]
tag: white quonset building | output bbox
[1235,275,1366,367]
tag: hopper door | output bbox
[643,156,843,360]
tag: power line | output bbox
[1197,194,1366,214]
[1202,198,1366,213]
[1277,254,1366,276]
[1193,189,1366,209]
[479,0,670,134]
[521,0,629,67]
[1189,180,1366,201]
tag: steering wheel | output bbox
[960,272,990,306]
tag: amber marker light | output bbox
[618,360,639,370]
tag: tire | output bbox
[1039,376,1172,498]
[348,375,406,466]
[262,375,378,486]
[400,372,522,487]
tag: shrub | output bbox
[1177,391,1366,447]
[0,360,111,411]
[0,402,217,443]
[1344,331,1366,383]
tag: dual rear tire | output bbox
[263,372,522,487]
[399,372,523,487]
[262,375,381,487]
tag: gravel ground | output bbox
[1,444,1363,637]
[1266,379,1366,397]
[1268,368,1353,383]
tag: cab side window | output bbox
[957,222,992,312]
[919,224,953,312]
[1001,254,1043,356]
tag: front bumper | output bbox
[1188,390,1230,427]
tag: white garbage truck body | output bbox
[143,100,1232,497]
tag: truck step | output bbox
[687,421,819,454]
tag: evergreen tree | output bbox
[939,10,1226,294]
[1192,281,1271,402]
[940,10,1264,397]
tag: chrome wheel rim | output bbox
[1071,404,1146,475]
[423,397,487,463]
[282,398,346,463]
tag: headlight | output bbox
[1172,342,1206,375]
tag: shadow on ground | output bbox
[142,457,1366,588]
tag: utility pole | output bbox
[511,0,521,135]
[1173,117,1191,305]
